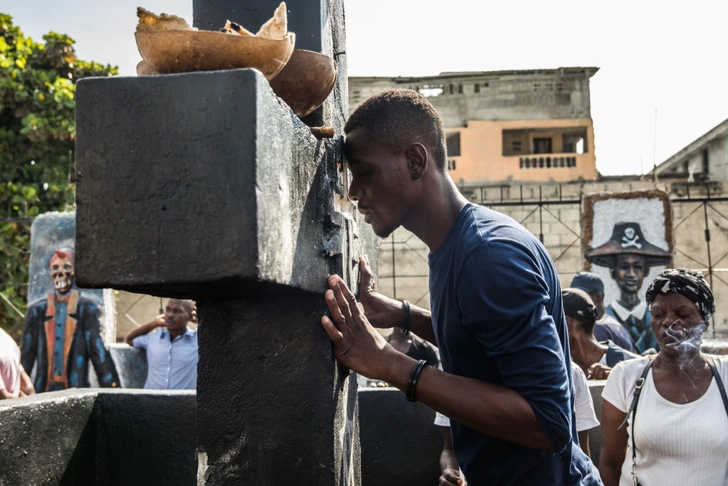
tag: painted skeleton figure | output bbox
[21,248,119,392]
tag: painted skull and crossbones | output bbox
[621,226,642,249]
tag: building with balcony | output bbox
[349,67,599,185]
[654,117,728,182]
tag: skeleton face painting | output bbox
[49,249,75,294]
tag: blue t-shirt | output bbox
[428,204,601,485]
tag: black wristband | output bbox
[406,359,428,402]
[400,299,411,335]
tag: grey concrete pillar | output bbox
[74,1,374,482]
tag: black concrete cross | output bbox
[74,1,375,483]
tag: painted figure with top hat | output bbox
[585,222,672,353]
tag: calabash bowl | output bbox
[135,30,296,79]
[268,49,338,118]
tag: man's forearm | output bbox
[124,321,159,345]
[408,303,435,343]
[19,370,35,396]
[382,352,555,452]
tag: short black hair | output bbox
[562,288,597,335]
[344,89,447,171]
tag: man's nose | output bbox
[348,183,361,202]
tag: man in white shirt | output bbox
[125,299,197,390]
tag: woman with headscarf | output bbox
[599,268,728,486]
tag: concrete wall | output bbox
[0,389,196,486]
[348,68,599,184]
[0,382,608,485]
[349,67,598,127]
[449,118,597,184]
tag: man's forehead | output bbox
[169,299,191,311]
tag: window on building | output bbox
[458,84,463,94]
[446,133,461,157]
[474,84,480,93]
[418,85,444,97]
[562,129,588,154]
[702,149,710,177]
[448,159,457,171]
[503,130,529,156]
[533,138,552,154]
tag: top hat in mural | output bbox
[585,222,672,268]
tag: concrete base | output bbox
[196,296,360,484]
[0,389,196,486]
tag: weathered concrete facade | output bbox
[655,117,728,182]
[349,67,599,184]
[378,178,728,337]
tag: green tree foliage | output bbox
[0,14,117,334]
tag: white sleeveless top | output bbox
[602,356,728,486]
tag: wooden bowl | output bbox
[135,30,295,79]
[268,49,338,117]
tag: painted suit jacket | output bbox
[21,290,120,392]
[605,303,656,354]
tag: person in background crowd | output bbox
[600,268,728,486]
[570,272,637,353]
[563,288,639,380]
[0,327,34,399]
[125,299,197,390]
[386,326,439,368]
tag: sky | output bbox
[4,0,728,177]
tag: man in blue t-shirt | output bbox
[320,89,602,484]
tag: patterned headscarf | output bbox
[645,268,715,320]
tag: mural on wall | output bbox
[20,212,119,392]
[582,191,673,353]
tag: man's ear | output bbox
[405,142,428,180]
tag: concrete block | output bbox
[76,69,369,299]
[196,296,360,484]
[359,388,441,486]
[0,390,98,485]
[0,389,196,486]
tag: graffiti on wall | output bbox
[20,212,119,392]
[582,191,673,353]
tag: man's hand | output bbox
[321,274,397,380]
[358,254,405,329]
[440,468,467,486]
[587,362,612,380]
[125,313,167,346]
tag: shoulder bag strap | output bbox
[618,358,653,486]
[706,355,728,418]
